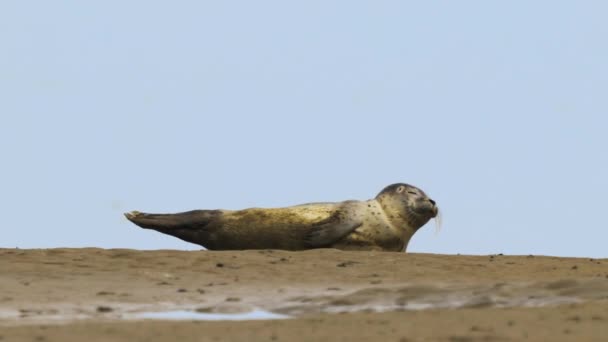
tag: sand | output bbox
[1,248,607,341]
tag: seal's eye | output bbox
[396,186,405,193]
[407,191,417,195]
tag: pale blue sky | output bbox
[1,2,606,257]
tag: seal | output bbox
[124,183,438,252]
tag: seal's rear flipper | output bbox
[124,210,221,246]
[125,210,222,230]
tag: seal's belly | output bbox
[209,203,339,250]
[337,223,404,251]
[210,201,406,251]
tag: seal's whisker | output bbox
[434,208,442,235]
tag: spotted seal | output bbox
[125,183,438,252]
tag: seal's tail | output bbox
[124,210,221,246]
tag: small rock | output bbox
[567,315,581,322]
[96,291,115,296]
[336,261,358,267]
[96,306,113,313]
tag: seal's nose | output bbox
[429,199,436,206]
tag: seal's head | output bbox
[376,183,438,229]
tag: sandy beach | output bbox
[1,248,607,341]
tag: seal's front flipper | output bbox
[304,214,362,248]
[124,210,221,246]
